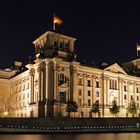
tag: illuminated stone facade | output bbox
[0,31,140,118]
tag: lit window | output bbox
[96,91,99,97]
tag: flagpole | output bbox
[137,43,139,57]
[53,13,55,31]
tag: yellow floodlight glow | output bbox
[4,111,8,116]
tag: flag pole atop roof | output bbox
[53,13,62,31]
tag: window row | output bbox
[78,99,93,106]
[124,94,139,101]
[78,89,99,97]
[124,85,140,93]
[16,93,29,101]
[16,100,30,108]
[12,83,29,94]
[110,79,117,89]
[78,78,100,88]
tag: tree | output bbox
[66,101,78,117]
[90,100,100,117]
[127,100,137,117]
[109,100,120,117]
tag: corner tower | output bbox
[33,31,77,60]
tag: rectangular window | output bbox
[26,83,29,89]
[115,80,117,89]
[88,90,91,96]
[137,96,139,101]
[78,98,82,106]
[110,79,112,89]
[60,92,66,103]
[96,91,99,97]
[78,89,82,96]
[124,94,127,100]
[96,81,99,88]
[22,84,25,91]
[59,73,66,84]
[136,87,139,93]
[87,80,91,87]
[137,103,139,109]
[78,78,82,85]
[131,95,133,100]
[124,85,127,91]
[88,99,91,106]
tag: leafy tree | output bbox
[127,100,137,117]
[66,101,78,117]
[90,100,100,117]
[110,100,120,117]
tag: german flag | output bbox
[137,45,140,51]
[54,16,62,24]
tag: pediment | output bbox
[104,63,127,75]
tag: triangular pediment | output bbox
[104,63,127,75]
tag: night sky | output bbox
[0,0,140,68]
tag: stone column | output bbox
[101,74,106,117]
[53,63,58,117]
[103,76,107,106]
[133,82,136,101]
[118,77,121,107]
[45,60,49,102]
[41,70,44,101]
[83,74,87,107]
[53,63,58,101]
[92,75,96,103]
[106,77,109,106]
[37,67,41,102]
[121,78,124,107]
[69,63,77,102]
[73,68,77,102]
[29,69,34,104]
